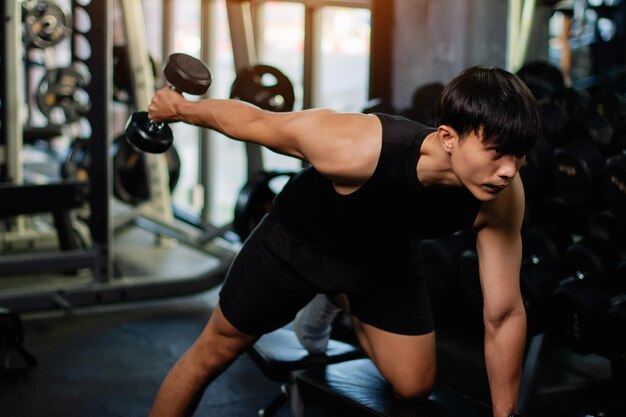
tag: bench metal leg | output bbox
[259,383,289,417]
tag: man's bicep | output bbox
[476,226,523,319]
[475,182,526,321]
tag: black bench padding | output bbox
[248,327,363,382]
[294,358,492,417]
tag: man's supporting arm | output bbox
[474,175,527,417]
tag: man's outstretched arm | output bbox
[147,88,382,186]
[474,176,527,417]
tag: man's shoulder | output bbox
[474,176,525,231]
[374,113,435,145]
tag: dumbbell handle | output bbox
[126,54,211,153]
[143,85,184,131]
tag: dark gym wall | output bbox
[390,0,551,111]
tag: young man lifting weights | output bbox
[145,65,540,417]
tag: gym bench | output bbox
[247,327,364,417]
[292,358,492,417]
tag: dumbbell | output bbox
[417,231,482,332]
[602,149,626,221]
[549,237,621,355]
[552,112,618,207]
[418,233,471,296]
[519,136,554,196]
[458,226,572,334]
[516,61,566,103]
[602,286,626,359]
[125,53,212,154]
[521,226,572,304]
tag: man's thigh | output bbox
[361,323,436,400]
[219,215,317,335]
[346,273,437,399]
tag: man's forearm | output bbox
[176,98,264,139]
[484,309,526,417]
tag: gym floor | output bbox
[1,288,290,417]
[1,283,621,417]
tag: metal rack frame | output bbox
[0,0,232,313]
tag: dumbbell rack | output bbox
[0,0,233,313]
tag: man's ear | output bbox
[437,125,458,154]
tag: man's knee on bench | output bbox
[390,373,435,402]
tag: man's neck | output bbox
[416,131,461,188]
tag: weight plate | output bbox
[113,45,159,103]
[112,136,181,205]
[23,0,72,49]
[233,171,296,240]
[36,66,91,125]
[231,65,295,112]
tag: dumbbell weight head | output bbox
[540,101,568,147]
[126,53,211,153]
[560,112,614,150]
[163,53,212,95]
[417,233,467,301]
[517,227,571,333]
[603,293,626,358]
[556,87,594,119]
[597,90,626,129]
[549,238,620,354]
[523,226,572,275]
[520,262,558,334]
[125,112,173,154]
[553,139,606,207]
[516,61,565,102]
[585,210,626,253]
[561,237,620,292]
[519,138,554,196]
[551,279,611,354]
[603,152,626,220]
[448,249,484,333]
[458,249,484,316]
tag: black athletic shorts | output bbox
[219,214,434,336]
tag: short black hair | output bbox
[436,65,542,157]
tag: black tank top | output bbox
[271,113,481,262]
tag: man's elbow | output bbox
[483,304,526,330]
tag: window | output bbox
[208,1,245,225]
[255,1,372,172]
[317,6,371,112]
[169,0,203,214]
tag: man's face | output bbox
[450,131,525,201]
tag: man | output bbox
[145,65,541,417]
